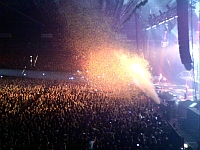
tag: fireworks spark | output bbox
[82,48,160,104]
[59,1,160,104]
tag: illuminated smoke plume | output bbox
[59,1,160,104]
[83,49,160,104]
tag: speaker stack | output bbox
[177,0,193,71]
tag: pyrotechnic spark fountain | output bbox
[59,1,160,104]
[83,49,160,104]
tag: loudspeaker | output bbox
[177,0,193,71]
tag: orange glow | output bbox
[82,48,160,104]
[61,4,160,104]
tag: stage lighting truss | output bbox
[145,6,177,31]
[145,0,199,31]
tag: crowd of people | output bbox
[1,76,182,150]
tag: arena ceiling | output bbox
[0,0,199,40]
[0,1,175,30]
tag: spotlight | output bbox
[184,143,189,149]
[152,25,156,28]
[69,77,74,80]
[161,21,165,25]
[146,27,151,30]
[189,103,197,107]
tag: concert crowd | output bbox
[1,76,182,150]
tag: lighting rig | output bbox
[145,0,200,31]
[145,5,177,31]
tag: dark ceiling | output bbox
[0,0,175,33]
[0,0,60,32]
[0,0,199,40]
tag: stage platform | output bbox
[154,83,200,149]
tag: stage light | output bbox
[158,21,165,25]
[189,103,197,107]
[145,4,177,30]
[152,25,156,28]
[70,77,74,80]
[184,143,189,149]
[146,27,151,30]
